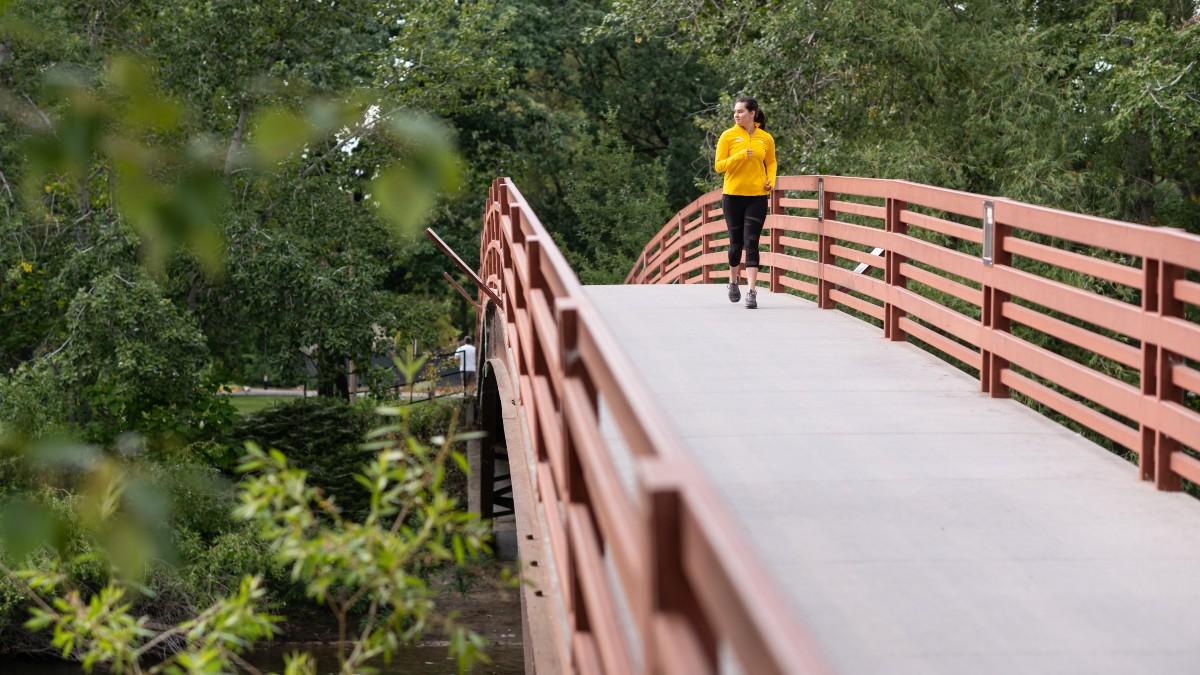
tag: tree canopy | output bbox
[608,0,1199,232]
[2,0,1197,440]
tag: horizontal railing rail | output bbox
[480,178,828,674]
[627,175,1200,493]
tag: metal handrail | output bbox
[479,177,829,674]
[627,175,1200,492]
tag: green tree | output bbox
[606,0,1200,233]
[376,0,717,289]
[1,0,460,410]
[0,268,212,442]
[561,123,672,283]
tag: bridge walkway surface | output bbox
[586,282,1200,675]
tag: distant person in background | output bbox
[714,96,776,310]
[454,335,477,389]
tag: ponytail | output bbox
[736,95,767,130]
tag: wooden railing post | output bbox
[700,203,712,284]
[642,466,718,675]
[523,236,542,451]
[816,178,836,309]
[510,203,525,245]
[1140,257,1185,490]
[557,301,591,650]
[673,215,685,284]
[769,188,782,293]
[499,179,512,224]
[980,201,1011,397]
[883,198,908,341]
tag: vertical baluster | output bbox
[499,179,512,227]
[883,198,908,341]
[674,216,685,284]
[769,188,782,293]
[816,178,836,309]
[701,203,712,284]
[980,201,1011,397]
[1155,260,1185,491]
[1140,258,1160,484]
[1141,256,1185,490]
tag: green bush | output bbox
[174,438,243,473]
[0,463,282,652]
[170,526,285,609]
[0,488,109,641]
[403,397,464,443]
[233,398,376,516]
[231,397,475,517]
[0,455,37,498]
[375,397,471,505]
[142,462,237,538]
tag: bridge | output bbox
[442,176,1200,674]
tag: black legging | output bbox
[722,194,768,269]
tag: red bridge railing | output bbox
[479,178,829,674]
[626,175,1200,492]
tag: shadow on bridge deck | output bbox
[587,282,1200,675]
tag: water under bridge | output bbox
[434,175,1200,675]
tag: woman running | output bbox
[714,96,776,309]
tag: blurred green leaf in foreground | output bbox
[1,397,493,675]
[8,54,461,278]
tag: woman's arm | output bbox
[714,132,744,174]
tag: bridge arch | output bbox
[464,178,825,675]
[452,175,1200,674]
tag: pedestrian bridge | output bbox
[450,176,1200,675]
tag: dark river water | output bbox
[0,642,525,674]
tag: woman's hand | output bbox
[763,181,772,192]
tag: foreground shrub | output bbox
[233,398,375,516]
[1,404,491,673]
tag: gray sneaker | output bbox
[745,288,757,309]
[727,282,740,303]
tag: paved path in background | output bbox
[586,283,1200,675]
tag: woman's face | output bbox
[733,101,753,128]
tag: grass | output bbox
[227,396,296,416]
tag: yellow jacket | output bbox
[714,124,777,196]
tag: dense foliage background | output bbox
[4,0,1196,439]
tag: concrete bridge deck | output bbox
[585,283,1200,675]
